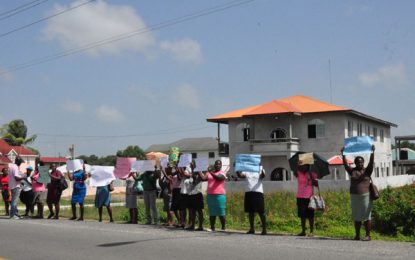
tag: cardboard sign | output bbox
[344,136,374,155]
[37,166,51,184]
[131,160,156,172]
[178,153,192,167]
[66,159,84,172]
[194,157,209,172]
[235,154,261,173]
[160,157,168,169]
[113,157,136,179]
[89,166,115,187]
[299,153,314,165]
[221,157,230,172]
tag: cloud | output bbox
[0,66,14,81]
[60,100,84,113]
[358,64,407,88]
[96,105,124,123]
[173,84,201,109]
[42,0,155,56]
[160,39,203,64]
[127,85,157,101]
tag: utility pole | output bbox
[68,144,75,159]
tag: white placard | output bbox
[132,160,156,172]
[221,157,230,172]
[194,157,208,172]
[160,157,168,168]
[178,153,192,167]
[66,159,84,172]
[89,166,115,187]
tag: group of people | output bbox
[0,145,376,241]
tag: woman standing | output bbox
[68,168,87,221]
[20,166,34,217]
[47,164,64,219]
[30,166,46,218]
[187,168,205,231]
[342,145,375,241]
[1,167,11,216]
[201,160,227,231]
[125,171,138,224]
[94,182,114,222]
[294,162,318,237]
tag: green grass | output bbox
[1,187,415,242]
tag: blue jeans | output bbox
[10,187,21,217]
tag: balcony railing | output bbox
[249,138,300,154]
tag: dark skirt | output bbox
[297,198,314,219]
[170,188,182,211]
[188,193,204,210]
[47,181,62,204]
[244,192,265,214]
[20,190,34,206]
[180,194,190,210]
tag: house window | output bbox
[357,123,363,136]
[191,153,197,159]
[380,129,384,142]
[208,152,215,158]
[386,167,390,176]
[308,119,325,139]
[366,125,371,136]
[375,167,379,178]
[243,127,250,141]
[270,128,287,140]
[373,127,378,141]
[347,121,353,137]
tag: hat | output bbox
[26,165,33,171]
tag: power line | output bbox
[0,0,96,38]
[0,0,48,20]
[0,0,255,76]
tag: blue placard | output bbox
[235,154,261,173]
[343,136,374,155]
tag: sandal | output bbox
[362,236,371,241]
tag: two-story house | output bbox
[207,95,396,181]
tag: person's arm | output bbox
[68,172,74,181]
[132,172,139,181]
[236,171,246,178]
[365,145,375,176]
[82,171,87,181]
[341,147,353,175]
[259,168,266,179]
[209,171,226,181]
[198,171,208,181]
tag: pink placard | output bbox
[113,157,136,179]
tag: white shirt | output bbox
[21,177,32,192]
[243,167,265,193]
[8,164,25,190]
[180,166,193,195]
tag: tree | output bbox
[1,119,37,146]
[392,141,415,150]
[116,145,145,159]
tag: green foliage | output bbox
[116,145,145,159]
[392,141,415,150]
[372,185,415,236]
[1,119,37,146]
[78,154,117,166]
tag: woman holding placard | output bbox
[95,181,114,223]
[30,165,46,218]
[341,145,375,241]
[200,160,227,231]
[47,164,64,219]
[125,171,138,224]
[68,166,87,221]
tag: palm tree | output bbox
[1,119,37,146]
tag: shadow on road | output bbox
[97,241,139,247]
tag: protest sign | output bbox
[235,154,261,173]
[221,157,230,172]
[113,157,136,179]
[343,136,374,155]
[132,160,156,172]
[37,166,51,184]
[66,159,84,172]
[160,157,168,168]
[194,157,209,172]
[89,166,115,187]
[178,153,192,167]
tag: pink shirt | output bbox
[31,172,46,192]
[207,170,226,195]
[296,171,317,199]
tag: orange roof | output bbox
[327,155,353,165]
[207,95,349,122]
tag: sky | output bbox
[0,0,414,157]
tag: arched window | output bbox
[271,167,289,181]
[308,119,325,138]
[236,123,250,141]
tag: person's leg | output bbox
[309,217,314,236]
[209,216,216,231]
[47,203,54,218]
[132,208,138,224]
[186,208,195,230]
[55,203,60,219]
[196,209,204,230]
[144,191,152,224]
[363,220,371,241]
[5,201,10,216]
[299,217,306,236]
[180,209,186,227]
[128,209,133,223]
[150,190,158,224]
[354,221,362,240]
[98,207,103,222]
[107,205,114,222]
[78,203,84,221]
[10,188,21,218]
[259,213,267,235]
[70,203,77,220]
[219,216,226,230]
[247,212,255,233]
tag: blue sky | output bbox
[0,0,414,156]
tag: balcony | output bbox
[249,138,300,155]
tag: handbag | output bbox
[308,184,325,211]
[369,177,380,200]
[59,178,68,191]
[134,181,143,194]
[108,182,115,192]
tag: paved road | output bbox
[0,217,414,260]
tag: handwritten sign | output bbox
[113,157,136,179]
[66,159,84,172]
[235,154,261,173]
[89,166,115,187]
[132,160,156,172]
[160,157,168,169]
[221,157,230,172]
[194,158,208,172]
[343,136,374,155]
[37,166,51,184]
[178,153,192,167]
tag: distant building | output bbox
[0,139,37,171]
[146,137,225,165]
[40,156,68,167]
[207,95,397,180]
